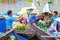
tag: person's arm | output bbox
[50,16,54,23]
[15,14,24,21]
[12,22,16,29]
[50,16,53,21]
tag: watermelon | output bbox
[37,20,50,31]
[16,24,26,30]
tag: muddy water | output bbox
[0,0,32,14]
[29,36,40,40]
[0,0,60,14]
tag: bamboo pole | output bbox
[0,0,2,3]
[5,0,9,4]
[0,0,16,4]
[11,0,15,4]
[1,0,5,3]
[41,36,60,38]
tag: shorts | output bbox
[6,29,10,32]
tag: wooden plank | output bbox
[41,36,60,38]
[5,28,15,35]
[31,23,56,40]
[0,28,15,40]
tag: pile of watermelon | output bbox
[37,20,51,31]
[16,24,26,30]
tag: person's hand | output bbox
[4,17,6,19]
[49,10,52,13]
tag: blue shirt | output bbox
[50,15,59,21]
[29,14,37,24]
[6,15,15,29]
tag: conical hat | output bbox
[48,0,52,3]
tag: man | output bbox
[29,11,37,24]
[6,10,15,32]
[42,2,52,13]
[50,11,58,22]
[32,3,36,10]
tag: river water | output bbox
[0,0,60,14]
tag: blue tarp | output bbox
[10,31,28,40]
[17,34,28,40]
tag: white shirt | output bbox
[43,3,50,13]
[32,3,36,10]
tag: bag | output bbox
[10,35,16,40]
[19,17,27,24]
[48,21,57,33]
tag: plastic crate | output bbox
[0,18,6,33]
